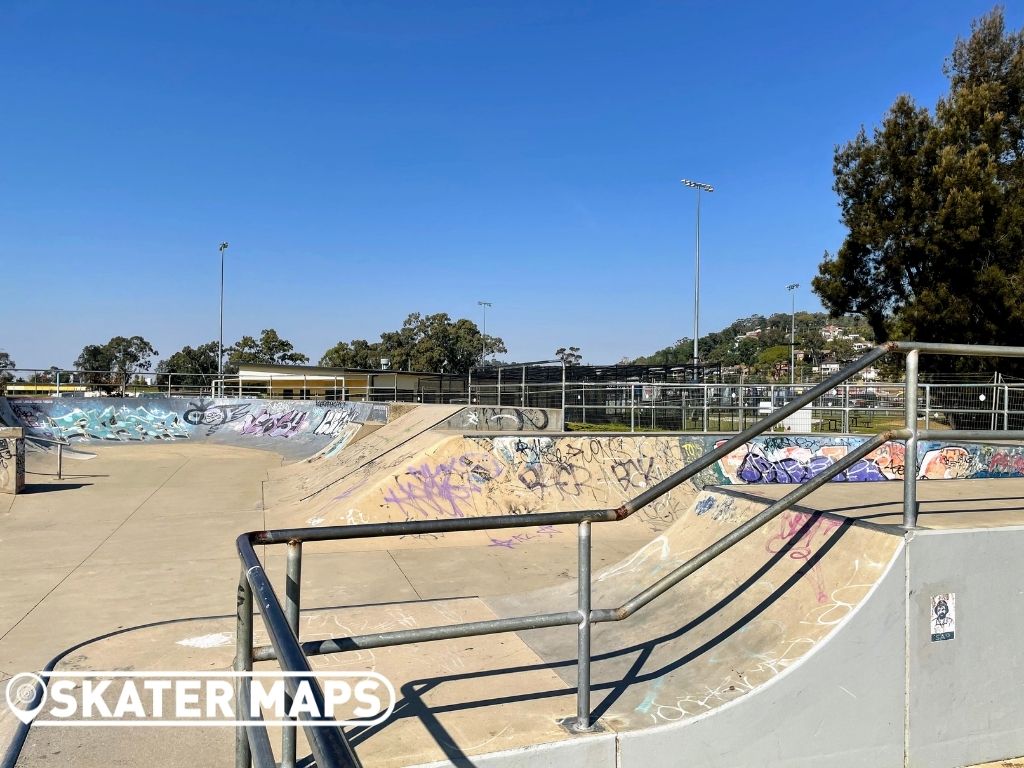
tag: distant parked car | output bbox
[851,391,878,408]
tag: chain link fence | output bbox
[467,379,1024,433]
[7,365,1024,432]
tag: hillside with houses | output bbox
[632,312,878,381]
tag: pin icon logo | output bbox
[5,673,46,724]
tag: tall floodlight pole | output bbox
[477,300,492,366]
[681,179,714,382]
[218,242,229,387]
[787,282,800,385]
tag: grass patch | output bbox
[566,421,672,432]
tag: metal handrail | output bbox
[20,433,67,479]
[233,341,1024,767]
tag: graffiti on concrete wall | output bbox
[9,402,65,442]
[239,409,309,439]
[231,400,386,441]
[0,436,25,491]
[11,402,191,442]
[314,409,360,437]
[713,437,902,484]
[295,430,1024,546]
[381,452,505,519]
[918,443,1024,479]
[442,407,557,432]
[0,438,14,489]
[712,435,1024,483]
[368,435,711,533]
[2,397,391,452]
[182,401,251,435]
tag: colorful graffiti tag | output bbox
[2,397,389,452]
[367,435,705,533]
[11,402,191,442]
[239,409,309,438]
[714,438,899,484]
[381,452,505,519]
[712,435,1024,483]
[182,401,251,432]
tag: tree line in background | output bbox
[0,312,508,394]
[320,312,505,374]
[0,331,312,395]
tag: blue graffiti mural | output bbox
[731,447,889,483]
[14,403,191,442]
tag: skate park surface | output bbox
[1,397,1023,767]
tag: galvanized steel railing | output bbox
[233,341,1024,768]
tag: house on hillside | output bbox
[821,324,843,342]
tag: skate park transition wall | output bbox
[0,398,564,460]
[3,396,1024,482]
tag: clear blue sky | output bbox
[2,1,1018,369]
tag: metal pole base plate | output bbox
[557,716,607,735]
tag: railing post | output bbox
[925,384,931,429]
[738,385,744,432]
[575,520,592,731]
[561,361,567,414]
[702,384,709,433]
[282,541,303,768]
[630,386,635,433]
[903,350,920,529]
[988,382,996,429]
[843,383,850,433]
[57,443,63,481]
[235,568,254,768]
[651,386,657,431]
[1004,384,1010,430]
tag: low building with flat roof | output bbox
[232,363,466,402]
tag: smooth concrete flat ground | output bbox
[0,442,647,765]
[723,477,1024,529]
[5,443,1024,767]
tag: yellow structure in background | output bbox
[2,383,88,397]
[232,364,466,402]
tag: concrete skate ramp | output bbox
[0,396,389,461]
[264,404,463,507]
[6,485,905,768]
[108,488,901,766]
[279,430,1024,521]
[334,489,905,766]
[264,434,712,550]
[266,429,1024,551]
[487,489,901,733]
[268,429,1024,546]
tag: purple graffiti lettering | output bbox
[382,454,503,519]
[240,409,309,438]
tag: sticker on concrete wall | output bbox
[930,593,956,642]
